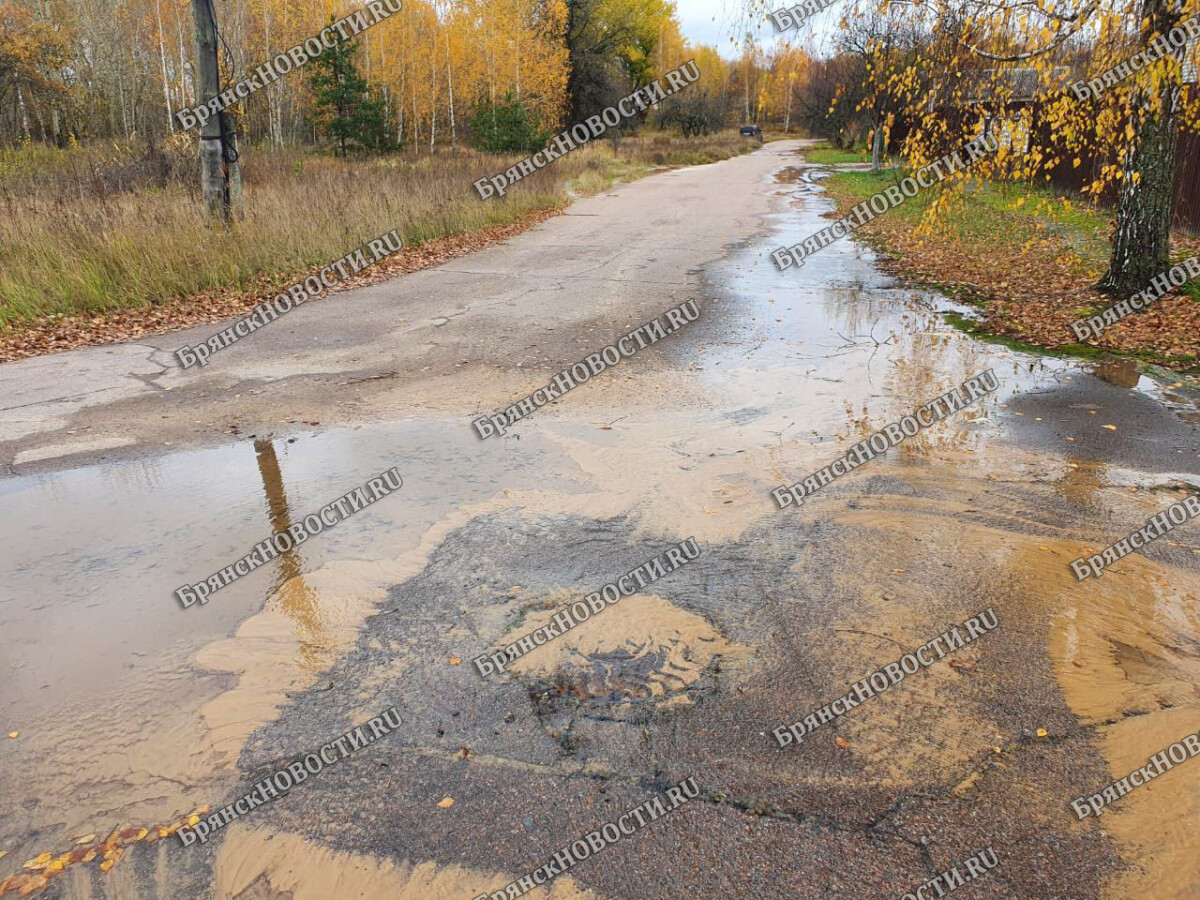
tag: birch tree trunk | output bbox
[429,48,438,153]
[1100,0,1184,296]
[444,27,456,148]
[16,87,31,139]
[156,0,175,132]
[397,20,406,146]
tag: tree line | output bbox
[0,0,820,152]
[6,0,1193,294]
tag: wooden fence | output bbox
[1036,106,1200,236]
[916,88,1200,235]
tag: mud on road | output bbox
[2,141,1200,899]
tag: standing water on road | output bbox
[2,142,1199,900]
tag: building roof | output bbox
[954,67,1072,104]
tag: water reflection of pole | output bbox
[253,439,328,670]
[254,439,304,590]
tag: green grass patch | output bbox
[942,312,1109,361]
[825,170,932,224]
[825,170,1111,269]
[804,146,868,165]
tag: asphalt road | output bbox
[3,140,1200,900]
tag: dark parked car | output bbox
[739,124,763,142]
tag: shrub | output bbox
[468,93,549,155]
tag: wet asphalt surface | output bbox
[5,141,1200,899]
[33,511,1122,899]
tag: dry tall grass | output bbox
[0,132,752,326]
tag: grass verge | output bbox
[822,168,1200,372]
[803,145,869,165]
[0,131,754,361]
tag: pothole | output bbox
[508,593,746,714]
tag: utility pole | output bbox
[784,71,795,134]
[191,0,241,222]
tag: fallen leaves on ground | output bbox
[822,180,1200,371]
[952,772,982,795]
[437,796,455,809]
[0,809,207,897]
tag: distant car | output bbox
[739,125,763,142]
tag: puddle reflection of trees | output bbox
[1093,358,1141,389]
[1053,458,1108,510]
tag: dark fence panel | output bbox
[917,88,1200,235]
[1175,128,1200,233]
[1035,88,1200,235]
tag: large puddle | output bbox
[3,147,1199,899]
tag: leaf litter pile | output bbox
[0,808,208,897]
[822,175,1200,371]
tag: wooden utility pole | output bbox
[191,0,241,222]
[784,71,795,134]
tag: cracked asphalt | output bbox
[3,140,1200,900]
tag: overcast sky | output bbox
[674,0,842,59]
[674,0,742,54]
